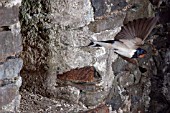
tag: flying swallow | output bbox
[87,16,159,64]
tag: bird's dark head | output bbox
[132,48,147,58]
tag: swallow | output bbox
[87,16,159,64]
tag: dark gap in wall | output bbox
[0,26,11,32]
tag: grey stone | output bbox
[88,13,126,33]
[124,0,154,23]
[0,0,22,113]
[0,84,18,108]
[118,72,135,87]
[0,6,19,26]
[51,86,81,104]
[0,30,22,62]
[50,0,94,28]
[1,94,21,112]
[80,90,108,107]
[91,0,127,18]
[108,98,122,110]
[112,57,127,75]
[0,58,23,79]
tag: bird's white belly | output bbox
[112,42,136,58]
[114,49,135,58]
[94,41,136,58]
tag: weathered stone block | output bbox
[0,84,18,107]
[0,6,19,26]
[91,0,127,18]
[51,0,94,28]
[88,13,125,32]
[1,95,21,112]
[80,90,108,107]
[0,58,23,79]
[54,86,80,104]
[124,0,153,23]
[0,31,22,62]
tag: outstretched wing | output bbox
[115,16,159,49]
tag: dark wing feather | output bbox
[129,21,135,37]
[134,19,140,36]
[140,18,151,37]
[138,19,146,38]
[115,16,158,43]
[142,17,159,41]
[121,26,132,39]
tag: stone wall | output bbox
[19,0,162,113]
[0,0,22,112]
[148,1,170,112]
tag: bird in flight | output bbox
[87,16,159,64]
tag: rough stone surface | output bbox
[0,84,17,107]
[50,0,94,29]
[0,83,21,113]
[0,6,19,26]
[20,0,51,71]
[0,58,23,79]
[148,1,170,112]
[91,0,127,18]
[0,25,22,62]
[88,13,125,33]
[79,90,107,107]
[0,0,22,112]
[124,0,154,23]
[19,0,166,113]
[20,90,87,113]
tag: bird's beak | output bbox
[138,54,146,58]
